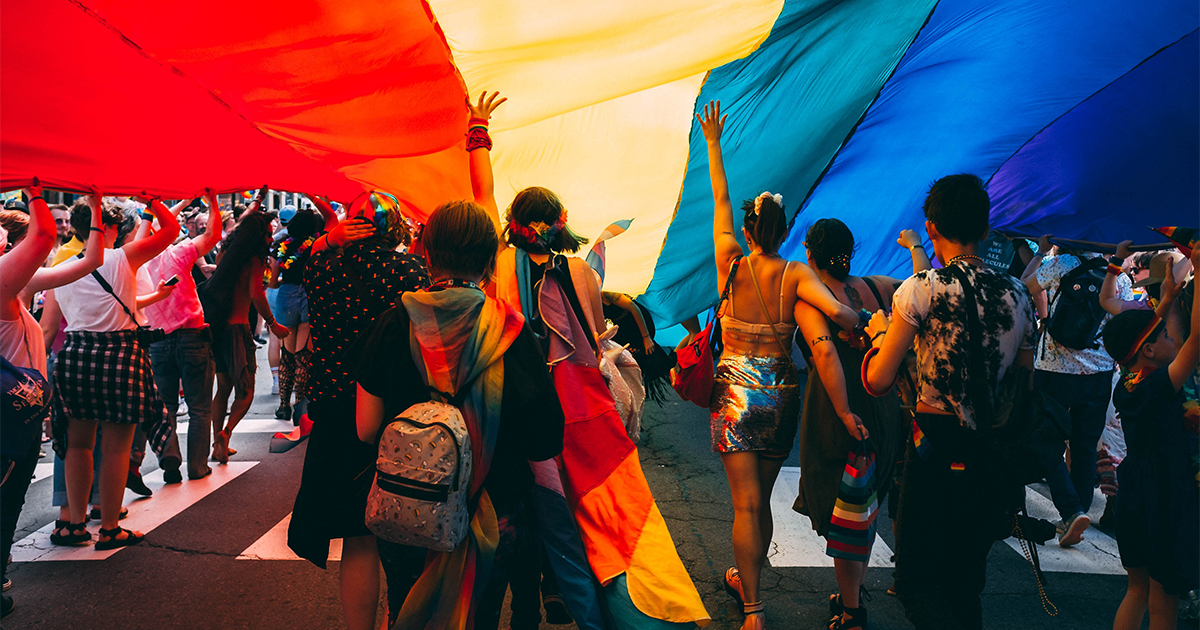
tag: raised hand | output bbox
[204,188,218,211]
[1037,234,1054,255]
[328,216,375,248]
[1115,239,1133,261]
[897,229,922,250]
[467,90,507,123]
[696,100,727,144]
[23,182,43,201]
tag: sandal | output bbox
[724,567,744,605]
[829,586,871,626]
[829,604,868,630]
[94,526,144,551]
[89,506,128,522]
[49,521,90,546]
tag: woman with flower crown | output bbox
[696,100,861,630]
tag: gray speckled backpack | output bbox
[365,399,473,551]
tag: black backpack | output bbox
[1045,256,1107,350]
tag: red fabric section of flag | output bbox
[1,0,469,215]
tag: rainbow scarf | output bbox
[393,288,525,630]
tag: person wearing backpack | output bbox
[864,174,1038,630]
[1021,234,1134,547]
[352,199,564,630]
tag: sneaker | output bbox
[275,403,291,420]
[271,373,279,396]
[543,594,573,625]
[163,468,183,484]
[1058,512,1090,547]
[253,335,267,346]
[3,578,11,591]
[126,470,153,497]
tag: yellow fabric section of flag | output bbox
[430,0,785,295]
[624,501,712,626]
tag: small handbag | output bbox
[671,256,741,407]
[826,442,879,563]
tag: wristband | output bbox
[466,125,493,152]
[89,226,104,233]
[1106,255,1124,276]
[140,212,154,221]
[468,117,489,129]
[871,330,886,343]
[26,195,43,204]
[909,244,924,253]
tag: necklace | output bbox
[948,254,984,266]
[429,277,482,292]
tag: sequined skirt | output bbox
[710,351,800,456]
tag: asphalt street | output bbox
[5,348,1136,629]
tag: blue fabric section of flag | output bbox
[529,485,608,630]
[987,30,1199,245]
[780,0,1199,279]
[639,0,938,326]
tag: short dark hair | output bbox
[286,209,323,240]
[740,194,788,254]
[1102,309,1164,365]
[805,218,855,281]
[923,174,990,244]
[504,186,588,254]
[69,198,123,237]
[424,200,499,278]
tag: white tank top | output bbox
[57,248,139,332]
[0,306,46,377]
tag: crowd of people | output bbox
[0,91,1195,630]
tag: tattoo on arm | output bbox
[811,336,832,346]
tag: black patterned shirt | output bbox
[302,241,430,405]
[893,262,1037,429]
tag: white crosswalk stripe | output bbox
[12,462,257,562]
[768,467,895,568]
[237,513,343,561]
[1005,486,1123,575]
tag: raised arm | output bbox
[1167,247,1200,390]
[193,191,223,257]
[466,91,507,244]
[795,299,868,439]
[897,229,932,274]
[1100,240,1139,315]
[698,101,741,271]
[1,184,57,318]
[1021,234,1053,297]
[26,188,105,294]
[244,186,269,215]
[124,198,180,270]
[306,194,340,232]
[604,292,657,354]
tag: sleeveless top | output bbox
[722,259,798,346]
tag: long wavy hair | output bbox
[201,213,272,325]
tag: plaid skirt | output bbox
[51,330,173,459]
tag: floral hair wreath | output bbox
[753,191,784,215]
[509,210,568,252]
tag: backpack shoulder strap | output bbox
[861,276,887,312]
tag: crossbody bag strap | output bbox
[715,256,742,318]
[946,264,994,431]
[89,269,141,329]
[745,256,795,363]
[861,276,887,312]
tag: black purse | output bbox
[947,264,1070,490]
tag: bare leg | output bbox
[211,374,234,463]
[1147,575,1179,630]
[223,386,254,439]
[833,558,867,615]
[721,452,775,629]
[340,535,382,630]
[1113,567,1149,630]
[97,423,139,532]
[64,419,99,526]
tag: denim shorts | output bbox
[275,283,309,328]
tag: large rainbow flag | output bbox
[3,0,1196,324]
